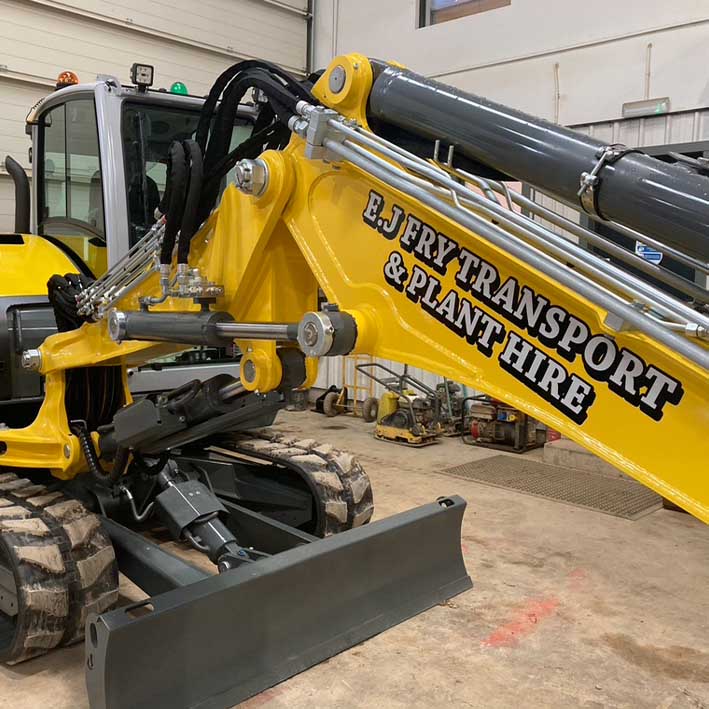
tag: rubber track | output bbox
[222,430,375,537]
[0,472,118,664]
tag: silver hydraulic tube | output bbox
[530,186,709,275]
[484,181,709,306]
[322,136,709,370]
[334,125,704,330]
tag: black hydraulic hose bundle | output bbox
[194,59,310,154]
[192,60,313,225]
[158,60,313,258]
[47,273,124,433]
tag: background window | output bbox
[420,0,511,27]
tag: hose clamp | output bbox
[577,144,630,218]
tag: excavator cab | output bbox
[1,69,257,423]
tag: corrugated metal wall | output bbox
[570,108,709,148]
[0,0,308,231]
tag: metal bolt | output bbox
[21,349,42,371]
[297,312,335,357]
[329,65,347,93]
[234,159,268,196]
[302,322,319,347]
[63,444,71,459]
[243,359,256,383]
[108,310,127,342]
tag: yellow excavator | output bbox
[0,53,706,709]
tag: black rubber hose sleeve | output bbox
[177,139,203,264]
[71,424,125,485]
[160,141,188,266]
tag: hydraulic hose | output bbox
[159,141,188,266]
[71,424,127,485]
[177,139,203,264]
[195,59,311,153]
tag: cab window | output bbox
[122,102,254,246]
[38,99,105,241]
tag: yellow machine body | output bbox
[0,55,706,523]
[0,235,78,297]
[374,423,438,447]
[377,391,400,421]
[52,235,107,278]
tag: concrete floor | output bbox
[2,410,707,709]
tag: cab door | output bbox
[36,97,108,277]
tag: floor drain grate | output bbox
[440,456,662,520]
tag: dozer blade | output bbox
[86,496,472,709]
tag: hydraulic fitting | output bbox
[21,348,42,371]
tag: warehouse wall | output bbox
[313,0,709,125]
[0,0,308,232]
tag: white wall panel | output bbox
[0,0,307,232]
[0,176,17,231]
[574,109,709,148]
[30,0,307,72]
[313,0,709,125]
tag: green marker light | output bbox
[170,81,188,95]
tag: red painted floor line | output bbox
[481,596,560,648]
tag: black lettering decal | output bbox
[512,286,550,332]
[436,290,459,324]
[537,305,567,345]
[405,264,429,303]
[383,251,409,292]
[362,190,384,227]
[455,248,480,288]
[639,367,684,421]
[414,223,437,262]
[379,204,406,240]
[421,275,442,310]
[607,348,645,404]
[498,332,595,424]
[433,233,460,275]
[469,260,500,300]
[557,315,591,361]
[368,194,685,424]
[582,335,617,378]
[490,276,519,316]
[475,313,506,357]
[453,299,483,344]
[400,215,421,252]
